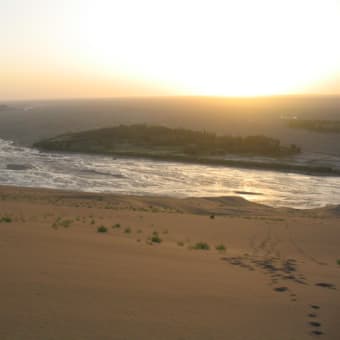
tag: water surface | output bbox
[1,138,340,209]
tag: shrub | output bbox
[0,216,12,223]
[215,244,226,252]
[150,232,162,243]
[177,241,184,247]
[210,215,215,219]
[337,259,340,266]
[192,242,210,250]
[60,219,72,228]
[112,223,121,229]
[51,218,72,229]
[97,225,108,233]
[124,227,131,234]
[151,234,162,243]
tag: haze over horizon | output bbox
[1,0,340,100]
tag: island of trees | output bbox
[33,125,340,175]
[34,124,300,157]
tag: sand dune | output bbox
[0,185,339,339]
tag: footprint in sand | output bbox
[273,286,288,292]
[309,321,321,327]
[311,330,324,336]
[309,321,321,328]
[290,293,297,301]
[307,306,324,336]
[315,282,336,290]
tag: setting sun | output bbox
[1,0,340,99]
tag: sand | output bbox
[0,185,339,339]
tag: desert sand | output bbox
[0,185,339,339]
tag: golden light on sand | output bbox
[1,0,340,98]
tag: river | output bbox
[1,138,340,209]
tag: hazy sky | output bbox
[1,0,340,100]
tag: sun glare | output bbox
[1,0,339,98]
[66,0,340,96]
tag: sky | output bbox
[1,0,340,100]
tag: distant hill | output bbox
[0,104,10,111]
[288,119,340,133]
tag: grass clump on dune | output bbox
[51,217,73,229]
[60,219,73,228]
[0,216,12,223]
[97,225,108,233]
[215,244,226,252]
[150,231,162,244]
[192,242,210,250]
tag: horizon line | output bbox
[3,93,340,103]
